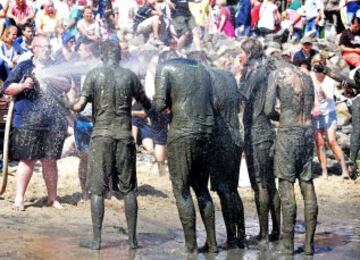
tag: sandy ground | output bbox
[0,155,360,260]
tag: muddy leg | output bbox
[124,191,138,249]
[232,191,245,247]
[194,188,218,253]
[278,179,296,254]
[269,178,281,241]
[256,183,270,242]
[78,154,89,200]
[217,189,237,248]
[173,186,197,253]
[80,194,104,250]
[299,180,318,255]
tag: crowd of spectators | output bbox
[0,0,358,83]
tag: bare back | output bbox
[265,65,314,128]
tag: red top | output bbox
[250,4,261,30]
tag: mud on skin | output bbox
[154,58,217,253]
[239,55,281,243]
[264,59,318,255]
[208,68,245,248]
[65,40,151,250]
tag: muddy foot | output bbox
[218,240,237,250]
[237,239,246,249]
[129,239,138,249]
[269,232,280,242]
[198,243,218,254]
[294,246,314,255]
[79,240,101,250]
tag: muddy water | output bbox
[0,213,359,260]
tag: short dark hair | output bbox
[351,16,360,25]
[240,38,264,60]
[21,22,34,32]
[293,57,311,70]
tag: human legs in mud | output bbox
[278,179,318,255]
[349,97,360,178]
[80,137,138,250]
[211,145,245,249]
[245,141,281,243]
[167,136,217,253]
[216,187,245,249]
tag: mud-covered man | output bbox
[60,40,151,250]
[238,38,281,243]
[154,52,217,253]
[264,59,318,255]
[188,51,245,249]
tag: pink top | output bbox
[10,4,33,21]
[216,6,235,38]
[286,9,304,30]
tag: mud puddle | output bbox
[0,217,359,260]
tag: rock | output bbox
[340,124,353,135]
[336,102,352,126]
[336,131,351,150]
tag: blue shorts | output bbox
[147,108,169,145]
[74,119,93,152]
[312,111,337,130]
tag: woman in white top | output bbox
[256,0,280,36]
[311,54,350,179]
[0,25,19,81]
[77,6,100,43]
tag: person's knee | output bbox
[40,159,57,169]
[304,199,318,218]
[327,138,338,149]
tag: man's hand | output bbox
[22,77,34,90]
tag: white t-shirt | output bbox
[311,72,337,115]
[257,2,278,31]
[304,0,323,20]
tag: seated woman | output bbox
[0,25,19,81]
[310,54,350,179]
[77,6,101,43]
[215,0,235,38]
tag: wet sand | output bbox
[0,156,359,260]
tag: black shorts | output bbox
[210,142,242,192]
[11,124,67,161]
[86,136,137,196]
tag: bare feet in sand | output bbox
[48,200,63,209]
[12,201,25,211]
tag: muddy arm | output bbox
[57,94,88,112]
[154,65,169,112]
[264,72,280,121]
